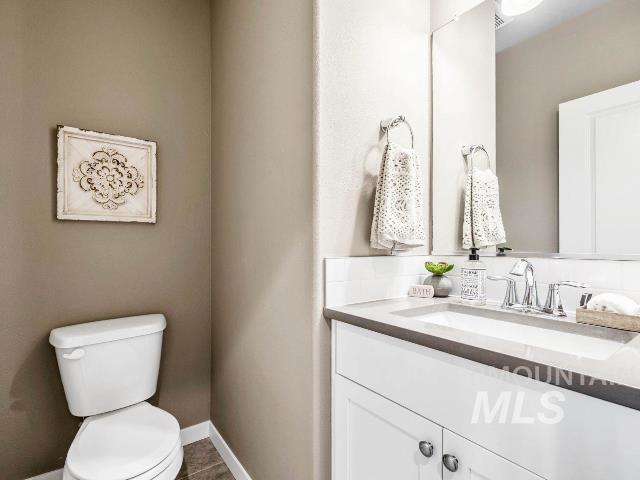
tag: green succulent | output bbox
[425,261,454,276]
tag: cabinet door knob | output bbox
[418,441,434,458]
[443,454,459,472]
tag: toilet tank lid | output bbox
[49,314,167,349]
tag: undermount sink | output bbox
[393,306,636,361]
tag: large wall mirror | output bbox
[432,0,640,258]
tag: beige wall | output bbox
[210,1,314,480]
[210,1,430,479]
[0,1,212,478]
[497,0,640,252]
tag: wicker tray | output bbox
[576,307,640,332]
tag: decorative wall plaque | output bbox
[56,126,157,223]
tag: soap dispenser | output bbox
[461,248,486,305]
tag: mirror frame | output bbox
[430,251,640,262]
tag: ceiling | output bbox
[496,0,612,52]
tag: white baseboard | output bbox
[27,420,215,480]
[208,421,253,480]
[25,470,63,480]
[180,420,211,445]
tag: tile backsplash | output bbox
[325,255,640,313]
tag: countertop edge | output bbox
[324,306,640,412]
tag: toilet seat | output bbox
[63,402,182,480]
[63,440,183,480]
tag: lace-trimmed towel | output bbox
[370,142,426,251]
[462,167,506,249]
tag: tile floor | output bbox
[177,439,234,479]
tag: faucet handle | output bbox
[488,275,515,283]
[488,276,520,309]
[555,281,588,289]
[543,281,588,317]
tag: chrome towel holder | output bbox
[461,144,490,170]
[380,115,414,149]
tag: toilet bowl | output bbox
[62,402,183,480]
[50,314,182,480]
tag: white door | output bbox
[333,375,443,480]
[559,79,640,254]
[442,429,543,480]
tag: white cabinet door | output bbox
[442,429,543,480]
[333,375,443,480]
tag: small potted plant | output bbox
[424,262,455,297]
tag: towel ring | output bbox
[461,144,490,170]
[380,115,414,149]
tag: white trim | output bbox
[330,319,337,480]
[208,421,253,480]
[26,420,214,480]
[180,420,211,446]
[25,470,63,480]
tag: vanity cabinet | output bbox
[334,374,541,480]
[331,320,640,480]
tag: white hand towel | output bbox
[462,167,507,249]
[370,142,426,251]
[587,293,639,316]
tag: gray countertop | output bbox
[324,297,640,411]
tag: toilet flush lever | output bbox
[62,349,85,360]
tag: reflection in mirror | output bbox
[432,0,640,258]
[432,0,497,256]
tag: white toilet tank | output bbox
[49,314,166,417]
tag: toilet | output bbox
[49,314,183,480]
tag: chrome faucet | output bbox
[490,258,590,317]
[508,258,540,312]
